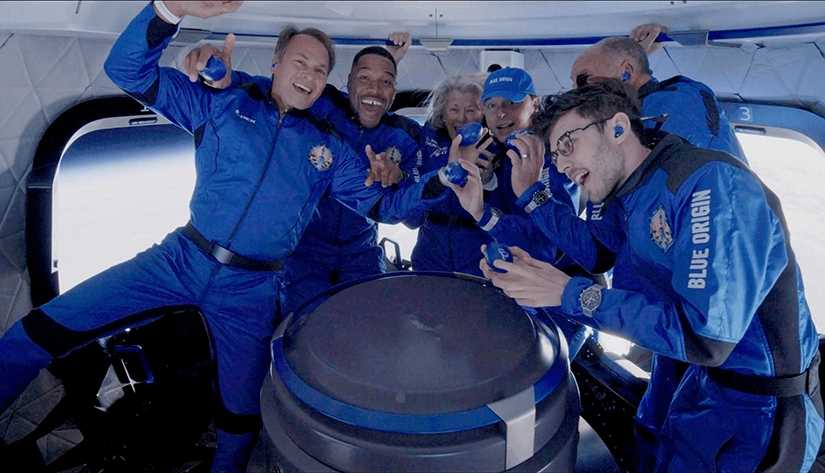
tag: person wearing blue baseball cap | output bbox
[481,67,541,145]
[476,67,581,242]
[463,67,591,354]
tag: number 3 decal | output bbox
[738,106,753,122]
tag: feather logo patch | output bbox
[308,144,333,171]
[650,205,674,252]
[385,146,402,164]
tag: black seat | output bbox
[2,305,218,472]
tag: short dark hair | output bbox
[351,46,397,74]
[274,26,336,73]
[531,78,646,144]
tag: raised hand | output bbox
[161,1,243,20]
[631,24,668,56]
[386,32,412,63]
[445,134,485,221]
[507,132,545,198]
[364,144,405,187]
[184,33,235,86]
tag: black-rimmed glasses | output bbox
[549,117,609,166]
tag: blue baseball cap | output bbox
[481,67,536,103]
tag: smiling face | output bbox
[547,110,626,203]
[482,95,539,142]
[270,34,329,113]
[347,54,397,128]
[442,89,483,139]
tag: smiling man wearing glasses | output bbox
[456,78,823,472]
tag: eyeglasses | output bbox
[549,118,609,166]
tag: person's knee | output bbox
[21,308,83,358]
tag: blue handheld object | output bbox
[505,129,531,155]
[443,161,468,187]
[485,242,513,273]
[459,122,484,147]
[200,56,227,82]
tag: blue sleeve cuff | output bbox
[515,181,547,210]
[477,204,501,231]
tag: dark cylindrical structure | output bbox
[261,272,580,472]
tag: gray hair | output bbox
[594,36,651,76]
[424,74,486,130]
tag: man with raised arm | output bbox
[469,78,822,472]
[186,34,425,316]
[0,2,452,471]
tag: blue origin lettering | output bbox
[590,202,604,221]
[688,189,711,289]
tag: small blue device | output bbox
[484,241,513,273]
[458,122,484,147]
[505,130,531,155]
[200,56,227,82]
[443,161,469,187]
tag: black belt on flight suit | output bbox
[706,350,821,397]
[183,222,284,272]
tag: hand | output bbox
[631,24,668,56]
[445,135,485,220]
[364,144,406,187]
[387,32,412,63]
[480,246,570,307]
[507,133,545,198]
[162,1,243,19]
[453,129,494,165]
[184,33,235,85]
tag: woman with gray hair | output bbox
[407,74,494,276]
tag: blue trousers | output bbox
[0,228,280,472]
[280,234,384,317]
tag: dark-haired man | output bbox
[278,42,423,316]
[0,3,450,472]
[465,78,823,472]
[188,36,423,316]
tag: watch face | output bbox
[581,285,602,310]
[533,190,550,206]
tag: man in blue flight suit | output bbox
[279,46,423,316]
[571,33,747,164]
[460,78,823,472]
[187,35,420,317]
[0,2,452,471]
[570,30,753,465]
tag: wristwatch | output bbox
[580,284,604,317]
[479,206,502,231]
[524,188,552,213]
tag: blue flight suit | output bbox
[280,85,424,316]
[407,125,496,276]
[637,74,749,465]
[640,75,748,164]
[407,124,580,277]
[484,133,823,472]
[227,73,424,315]
[0,4,448,472]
